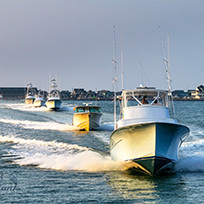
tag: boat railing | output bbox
[131,92,142,105]
[150,91,160,105]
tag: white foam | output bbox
[6,103,42,111]
[180,139,204,155]
[0,135,124,172]
[14,150,124,172]
[175,153,204,172]
[0,135,88,151]
[174,137,204,172]
[6,103,74,112]
[0,119,79,131]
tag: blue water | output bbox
[0,100,204,203]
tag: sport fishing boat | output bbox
[110,87,190,175]
[46,78,62,110]
[25,83,35,104]
[34,90,46,107]
[73,103,102,131]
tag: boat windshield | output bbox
[122,88,168,108]
[90,107,101,113]
[75,106,101,113]
[49,90,60,98]
[75,107,85,112]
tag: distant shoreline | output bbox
[1,98,204,101]
[173,98,204,101]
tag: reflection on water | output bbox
[107,172,157,203]
[106,171,192,203]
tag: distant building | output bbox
[97,90,113,100]
[4,86,204,101]
[172,90,188,99]
[71,88,87,99]
[85,90,96,100]
[191,85,204,99]
[0,87,37,100]
[61,90,71,100]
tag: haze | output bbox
[0,0,203,91]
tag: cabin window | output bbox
[90,108,95,112]
[76,108,85,112]
[90,108,101,113]
[124,91,168,108]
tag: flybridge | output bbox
[122,88,168,108]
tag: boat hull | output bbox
[46,99,62,110]
[73,112,102,131]
[34,100,46,107]
[25,98,35,104]
[110,122,189,176]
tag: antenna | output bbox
[159,26,175,115]
[48,74,51,92]
[139,61,144,87]
[112,25,117,129]
[121,35,124,91]
[95,87,97,105]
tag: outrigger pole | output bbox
[159,26,175,115]
[121,34,124,91]
[112,25,117,129]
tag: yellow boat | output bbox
[73,104,102,131]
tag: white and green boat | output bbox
[46,78,62,110]
[25,83,35,104]
[110,87,189,176]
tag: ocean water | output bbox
[0,100,204,203]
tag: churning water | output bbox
[0,100,204,203]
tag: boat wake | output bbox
[2,133,204,173]
[175,153,204,173]
[4,103,74,112]
[0,119,114,132]
[175,139,204,173]
[0,135,124,172]
[0,119,79,131]
[5,103,47,112]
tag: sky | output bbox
[0,0,204,92]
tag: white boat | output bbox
[34,90,46,107]
[25,83,35,104]
[46,78,62,110]
[73,103,102,131]
[110,87,190,175]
